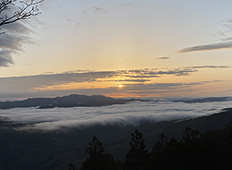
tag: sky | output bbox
[0,0,232,100]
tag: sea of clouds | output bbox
[0,100,232,131]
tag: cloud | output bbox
[156,54,170,60]
[192,65,230,69]
[115,80,226,96]
[92,6,108,14]
[0,33,29,50]
[179,41,232,53]
[123,67,196,78]
[222,37,232,41]
[114,79,150,83]
[0,50,14,67]
[215,18,232,38]
[156,56,170,60]
[182,17,232,53]
[120,3,131,8]
[0,66,229,100]
[1,22,32,34]
[1,98,231,131]
[66,18,84,29]
[0,4,34,67]
[124,81,213,91]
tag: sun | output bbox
[118,84,123,88]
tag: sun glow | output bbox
[118,84,123,88]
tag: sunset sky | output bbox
[0,0,232,100]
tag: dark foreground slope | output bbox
[0,108,231,170]
[0,94,141,109]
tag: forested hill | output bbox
[0,94,141,109]
[0,108,232,169]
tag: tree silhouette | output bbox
[0,0,43,31]
[66,163,77,170]
[86,136,104,157]
[124,130,149,170]
[80,136,118,170]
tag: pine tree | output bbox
[124,130,149,170]
[80,136,118,170]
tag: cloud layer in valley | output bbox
[1,100,232,131]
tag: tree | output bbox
[66,163,77,170]
[86,136,104,157]
[124,130,149,170]
[181,127,202,143]
[0,0,44,31]
[80,136,118,170]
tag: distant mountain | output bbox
[173,96,232,103]
[0,94,143,109]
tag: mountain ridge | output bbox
[0,94,144,109]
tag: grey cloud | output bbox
[183,80,226,86]
[155,68,196,76]
[65,18,84,29]
[156,57,170,60]
[215,18,232,39]
[124,67,196,78]
[114,79,150,83]
[14,70,114,83]
[0,50,14,67]
[1,65,226,90]
[0,66,229,100]
[75,22,83,28]
[1,23,32,34]
[0,71,117,94]
[223,37,232,41]
[179,41,232,53]
[223,18,232,30]
[126,75,160,78]
[0,26,32,67]
[122,80,224,94]
[93,6,108,14]
[0,3,34,67]
[124,83,182,91]
[120,3,131,8]
[192,66,230,69]
[0,33,28,50]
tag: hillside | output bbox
[0,108,231,169]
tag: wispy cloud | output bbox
[156,54,170,60]
[192,65,230,69]
[92,6,108,14]
[120,80,224,94]
[120,3,131,8]
[156,56,170,60]
[179,41,232,53]
[180,17,232,53]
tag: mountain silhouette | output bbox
[0,94,141,109]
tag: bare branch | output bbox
[0,0,44,27]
